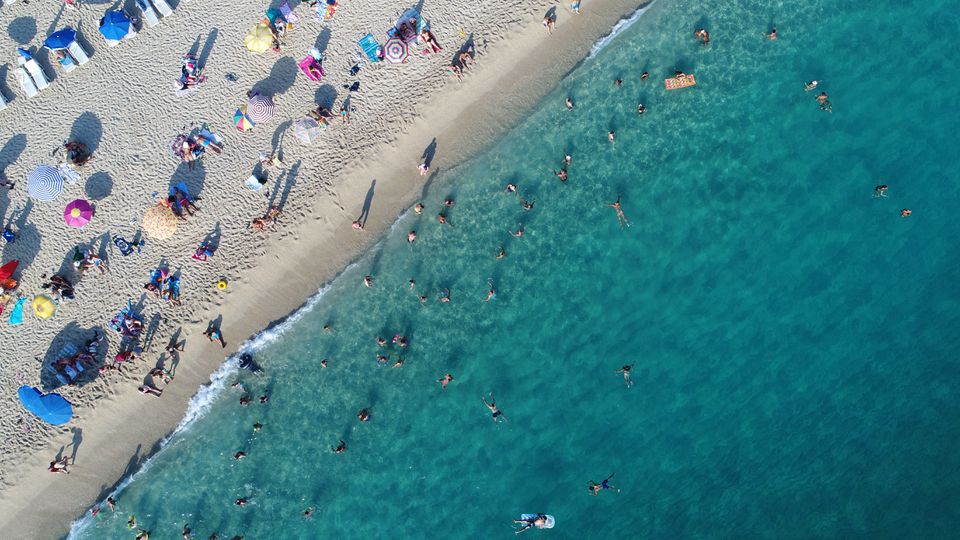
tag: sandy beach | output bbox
[0,0,646,536]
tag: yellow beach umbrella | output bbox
[142,204,178,240]
[245,23,274,53]
[33,295,57,320]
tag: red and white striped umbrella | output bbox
[383,37,408,64]
[246,94,275,123]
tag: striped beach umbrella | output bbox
[383,37,408,64]
[246,94,274,123]
[27,165,65,201]
[63,199,94,228]
[291,118,324,144]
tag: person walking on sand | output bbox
[482,392,505,422]
[438,373,454,390]
[204,324,226,348]
[616,364,634,388]
[543,15,556,34]
[607,194,630,228]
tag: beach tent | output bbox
[27,165,65,201]
[17,386,73,425]
[99,11,134,44]
[291,118,324,144]
[245,23,274,53]
[142,204,178,239]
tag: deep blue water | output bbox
[72,0,960,538]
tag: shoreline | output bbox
[0,1,650,537]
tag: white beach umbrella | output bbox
[27,165,65,201]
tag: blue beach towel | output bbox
[358,33,382,63]
[8,297,25,325]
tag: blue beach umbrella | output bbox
[17,386,73,425]
[44,28,78,51]
[99,11,132,41]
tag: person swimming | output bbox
[357,408,370,422]
[637,103,646,115]
[363,275,374,288]
[804,80,819,91]
[511,224,524,237]
[482,392,505,422]
[565,97,574,110]
[588,473,620,496]
[332,439,346,453]
[513,513,548,534]
[505,183,518,195]
[608,131,615,142]
[767,26,777,40]
[607,194,630,228]
[233,451,247,460]
[874,185,888,198]
[496,247,506,260]
[438,373,454,390]
[616,364,634,388]
[521,198,535,211]
[555,169,567,182]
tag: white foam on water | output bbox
[587,1,657,61]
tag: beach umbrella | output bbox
[233,108,254,131]
[63,199,94,228]
[142,204,178,240]
[44,28,77,51]
[33,295,57,319]
[245,23,274,53]
[18,386,73,425]
[27,165,65,201]
[383,37,409,64]
[291,118,324,144]
[246,94,275,123]
[99,11,132,42]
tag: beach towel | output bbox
[358,33,382,63]
[279,0,299,23]
[112,234,138,256]
[316,0,338,22]
[8,297,25,325]
[44,364,71,386]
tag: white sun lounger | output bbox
[67,41,90,65]
[137,0,160,27]
[151,0,173,18]
[16,66,39,98]
[19,56,50,90]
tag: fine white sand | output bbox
[0,0,647,536]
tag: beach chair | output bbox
[151,0,173,18]
[67,41,90,65]
[19,56,50,90]
[16,65,39,98]
[137,0,161,28]
[358,33,382,63]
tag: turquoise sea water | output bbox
[71,0,960,538]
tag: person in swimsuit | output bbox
[874,185,888,197]
[438,373,454,390]
[303,506,315,519]
[588,473,620,495]
[767,26,777,40]
[901,208,912,217]
[564,154,572,166]
[637,103,646,115]
[234,498,247,507]
[607,194,630,228]
[363,275,374,288]
[357,408,370,422]
[439,288,452,303]
[438,213,449,225]
[253,422,263,432]
[616,364,634,388]
[614,78,623,88]
[486,282,496,302]
[107,497,116,512]
[816,92,832,112]
[183,524,192,539]
[565,97,574,110]
[804,80,819,91]
[407,230,417,243]
[511,224,524,237]
[555,169,568,182]
[414,202,425,215]
[505,183,518,195]
[332,440,346,453]
[608,131,615,142]
[496,247,507,260]
[521,198,535,211]
[695,28,710,45]
[641,71,649,80]
[514,514,548,534]
[482,392,505,422]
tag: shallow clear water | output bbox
[73,0,960,538]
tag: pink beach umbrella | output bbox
[63,199,94,228]
[383,37,408,64]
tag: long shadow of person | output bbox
[68,427,83,463]
[420,138,437,168]
[358,179,376,227]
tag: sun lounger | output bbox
[67,41,90,65]
[20,56,50,89]
[16,65,39,98]
[151,0,173,18]
[137,0,161,27]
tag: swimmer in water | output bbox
[439,288,451,302]
[183,524,192,539]
[357,408,371,422]
[588,473,621,496]
[235,498,247,507]
[616,364,634,388]
[259,395,269,404]
[323,324,334,333]
[107,497,116,512]
[443,198,455,207]
[505,183,518,195]
[419,294,428,303]
[233,451,247,460]
[485,282,496,302]
[438,213,449,225]
[376,354,389,365]
[377,336,388,347]
[555,169,568,182]
[363,275,374,288]
[320,359,328,368]
[135,530,150,540]
[608,131,615,142]
[239,395,251,406]
[640,71,649,80]
[407,230,417,243]
[565,97,574,110]
[438,373,454,391]
[253,422,263,432]
[496,247,506,260]
[482,392,505,422]
[816,91,832,112]
[637,103,646,115]
[607,194,630,228]
[614,78,622,88]
[128,515,137,528]
[874,185,888,198]
[766,26,777,40]
[901,208,912,217]
[352,219,363,231]
[804,80,819,91]
[695,28,710,45]
[409,279,416,290]
[333,439,346,453]
[303,507,315,519]
[521,198,535,211]
[564,154,572,166]
[393,357,404,368]
[414,202,424,215]
[511,224,524,237]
